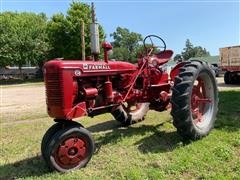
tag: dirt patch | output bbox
[0,85,47,123]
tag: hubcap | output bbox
[191,75,214,129]
[54,137,87,168]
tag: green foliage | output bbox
[173,54,182,61]
[109,47,129,60]
[111,27,142,52]
[47,2,105,59]
[110,27,142,63]
[175,39,210,60]
[0,12,49,68]
[0,2,106,69]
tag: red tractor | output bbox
[42,35,218,172]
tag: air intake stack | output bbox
[90,2,100,60]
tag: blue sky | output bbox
[1,0,239,55]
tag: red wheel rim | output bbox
[191,77,213,128]
[53,136,87,169]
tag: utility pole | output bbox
[81,20,85,61]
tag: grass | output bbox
[0,90,240,179]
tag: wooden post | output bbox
[81,20,85,61]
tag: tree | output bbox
[173,54,182,61]
[0,12,49,71]
[110,47,129,60]
[110,27,142,62]
[47,2,105,60]
[180,39,210,60]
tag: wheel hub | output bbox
[191,78,212,126]
[54,137,87,167]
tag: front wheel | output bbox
[41,121,83,163]
[45,125,95,172]
[171,60,218,140]
[41,123,63,162]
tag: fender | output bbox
[170,61,188,81]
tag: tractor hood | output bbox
[44,60,137,77]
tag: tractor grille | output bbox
[45,72,64,107]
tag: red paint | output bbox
[104,81,113,103]
[221,66,240,72]
[66,102,87,120]
[191,78,212,125]
[102,42,112,63]
[102,42,112,50]
[170,61,187,81]
[44,41,186,121]
[149,50,173,66]
[53,137,87,168]
[83,88,98,99]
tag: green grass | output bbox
[0,91,240,179]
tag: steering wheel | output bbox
[143,35,166,54]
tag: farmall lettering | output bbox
[83,64,110,70]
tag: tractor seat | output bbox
[152,50,174,66]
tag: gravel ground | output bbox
[0,84,46,123]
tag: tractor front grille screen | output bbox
[45,72,64,107]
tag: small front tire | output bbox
[41,123,63,162]
[41,121,82,163]
[45,126,95,172]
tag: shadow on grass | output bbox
[0,156,50,179]
[90,120,188,154]
[87,119,120,133]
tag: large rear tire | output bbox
[111,103,150,126]
[171,60,218,140]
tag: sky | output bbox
[1,0,239,56]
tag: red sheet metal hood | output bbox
[44,60,137,77]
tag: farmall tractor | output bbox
[42,35,218,172]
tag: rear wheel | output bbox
[224,71,240,84]
[111,103,149,126]
[171,60,218,140]
[45,125,94,172]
